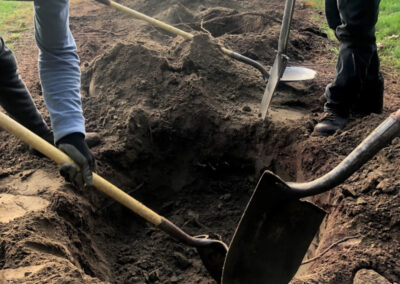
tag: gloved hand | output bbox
[57,132,95,188]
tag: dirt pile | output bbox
[1,0,399,283]
[81,33,272,192]
[294,114,400,283]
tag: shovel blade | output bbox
[260,54,287,119]
[222,171,325,284]
[197,240,228,283]
[281,66,317,82]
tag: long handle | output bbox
[259,0,295,119]
[288,109,400,197]
[0,111,223,247]
[278,0,296,54]
[0,111,162,225]
[105,0,194,40]
[97,0,234,50]
[94,0,275,81]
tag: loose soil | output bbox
[1,0,399,283]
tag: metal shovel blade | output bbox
[281,66,316,82]
[196,238,229,282]
[260,53,287,119]
[260,0,296,119]
[222,171,325,284]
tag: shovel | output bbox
[260,0,297,119]
[93,0,316,83]
[5,0,316,82]
[0,111,228,282]
[222,108,400,284]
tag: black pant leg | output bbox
[356,49,384,114]
[324,0,381,116]
[335,0,380,44]
[325,0,341,30]
[0,37,50,137]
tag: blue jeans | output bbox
[34,0,85,141]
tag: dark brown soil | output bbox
[1,0,399,283]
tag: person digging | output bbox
[0,0,95,188]
[314,0,384,136]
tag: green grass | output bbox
[0,1,33,49]
[0,0,399,69]
[376,0,400,69]
[302,0,400,70]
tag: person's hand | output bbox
[57,132,95,188]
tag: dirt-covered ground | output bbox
[1,0,399,283]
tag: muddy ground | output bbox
[1,0,399,283]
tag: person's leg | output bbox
[34,0,85,142]
[324,41,379,116]
[323,42,362,117]
[354,49,384,115]
[325,0,341,30]
[315,0,381,135]
[0,37,52,139]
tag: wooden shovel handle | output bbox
[0,111,163,226]
[93,0,241,57]
[96,0,194,40]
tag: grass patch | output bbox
[376,1,400,69]
[0,1,34,49]
[302,0,400,70]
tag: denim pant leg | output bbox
[34,0,85,142]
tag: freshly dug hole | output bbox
[79,34,314,283]
[0,32,316,283]
[0,31,324,284]
[2,0,399,282]
[82,34,268,187]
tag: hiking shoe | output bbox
[314,112,348,136]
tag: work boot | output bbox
[314,112,348,136]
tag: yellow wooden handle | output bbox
[110,1,194,40]
[109,1,235,56]
[0,111,162,226]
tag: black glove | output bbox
[57,132,95,188]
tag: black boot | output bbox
[314,111,348,136]
[0,37,51,140]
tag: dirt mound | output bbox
[81,34,269,184]
[1,0,399,283]
[155,4,198,25]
